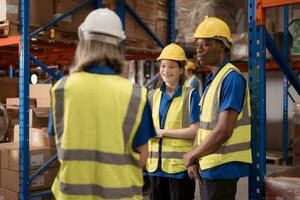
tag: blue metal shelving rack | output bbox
[16,0,175,199]
[248,0,300,199]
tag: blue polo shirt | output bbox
[190,78,200,92]
[48,65,156,150]
[147,82,200,179]
[200,60,250,180]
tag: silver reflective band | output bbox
[58,149,140,167]
[54,76,69,138]
[59,181,142,199]
[182,87,193,128]
[214,142,251,154]
[148,151,185,159]
[123,84,142,149]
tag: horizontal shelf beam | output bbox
[0,35,20,47]
[261,0,300,8]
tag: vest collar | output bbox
[206,59,229,86]
[84,65,117,75]
[160,82,182,99]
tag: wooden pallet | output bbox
[0,20,18,37]
[266,151,283,165]
[266,150,293,165]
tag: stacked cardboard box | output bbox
[104,0,167,52]
[0,0,53,24]
[4,84,52,142]
[0,143,58,199]
[0,82,58,199]
[293,103,300,165]
[265,166,300,199]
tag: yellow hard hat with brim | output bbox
[185,61,196,70]
[193,16,233,44]
[157,43,187,61]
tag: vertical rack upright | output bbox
[16,0,175,199]
[248,0,300,199]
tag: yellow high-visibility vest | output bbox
[197,63,252,170]
[51,71,147,200]
[146,86,194,174]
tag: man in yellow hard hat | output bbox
[184,61,203,94]
[183,17,252,200]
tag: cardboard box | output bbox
[0,145,52,171]
[0,0,53,26]
[102,0,167,51]
[0,78,18,104]
[6,98,36,108]
[4,128,13,142]
[36,99,51,108]
[53,0,93,32]
[29,84,52,100]
[6,107,49,129]
[0,187,53,200]
[13,125,55,147]
[265,167,300,199]
[0,167,58,192]
[31,108,50,128]
[5,107,19,130]
[0,143,17,182]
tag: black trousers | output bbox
[149,176,195,200]
[199,178,238,200]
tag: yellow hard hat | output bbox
[157,43,187,61]
[185,61,196,70]
[193,16,232,44]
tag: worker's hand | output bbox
[183,149,197,167]
[187,164,200,181]
[155,128,164,138]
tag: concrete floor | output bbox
[144,164,290,200]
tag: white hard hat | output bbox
[78,8,126,45]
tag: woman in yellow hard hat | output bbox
[146,43,200,200]
[184,61,203,94]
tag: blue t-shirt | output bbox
[200,60,250,180]
[147,82,200,179]
[190,78,200,91]
[48,65,156,150]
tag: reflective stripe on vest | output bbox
[198,63,252,170]
[51,73,145,199]
[58,180,142,199]
[146,86,194,174]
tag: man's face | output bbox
[195,38,223,67]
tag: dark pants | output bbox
[149,176,195,200]
[200,178,238,200]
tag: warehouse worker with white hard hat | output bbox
[146,43,200,200]
[183,16,252,200]
[50,8,156,200]
[184,61,203,94]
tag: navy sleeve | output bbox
[191,79,199,91]
[220,71,246,113]
[190,90,200,124]
[48,108,55,136]
[132,101,156,150]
